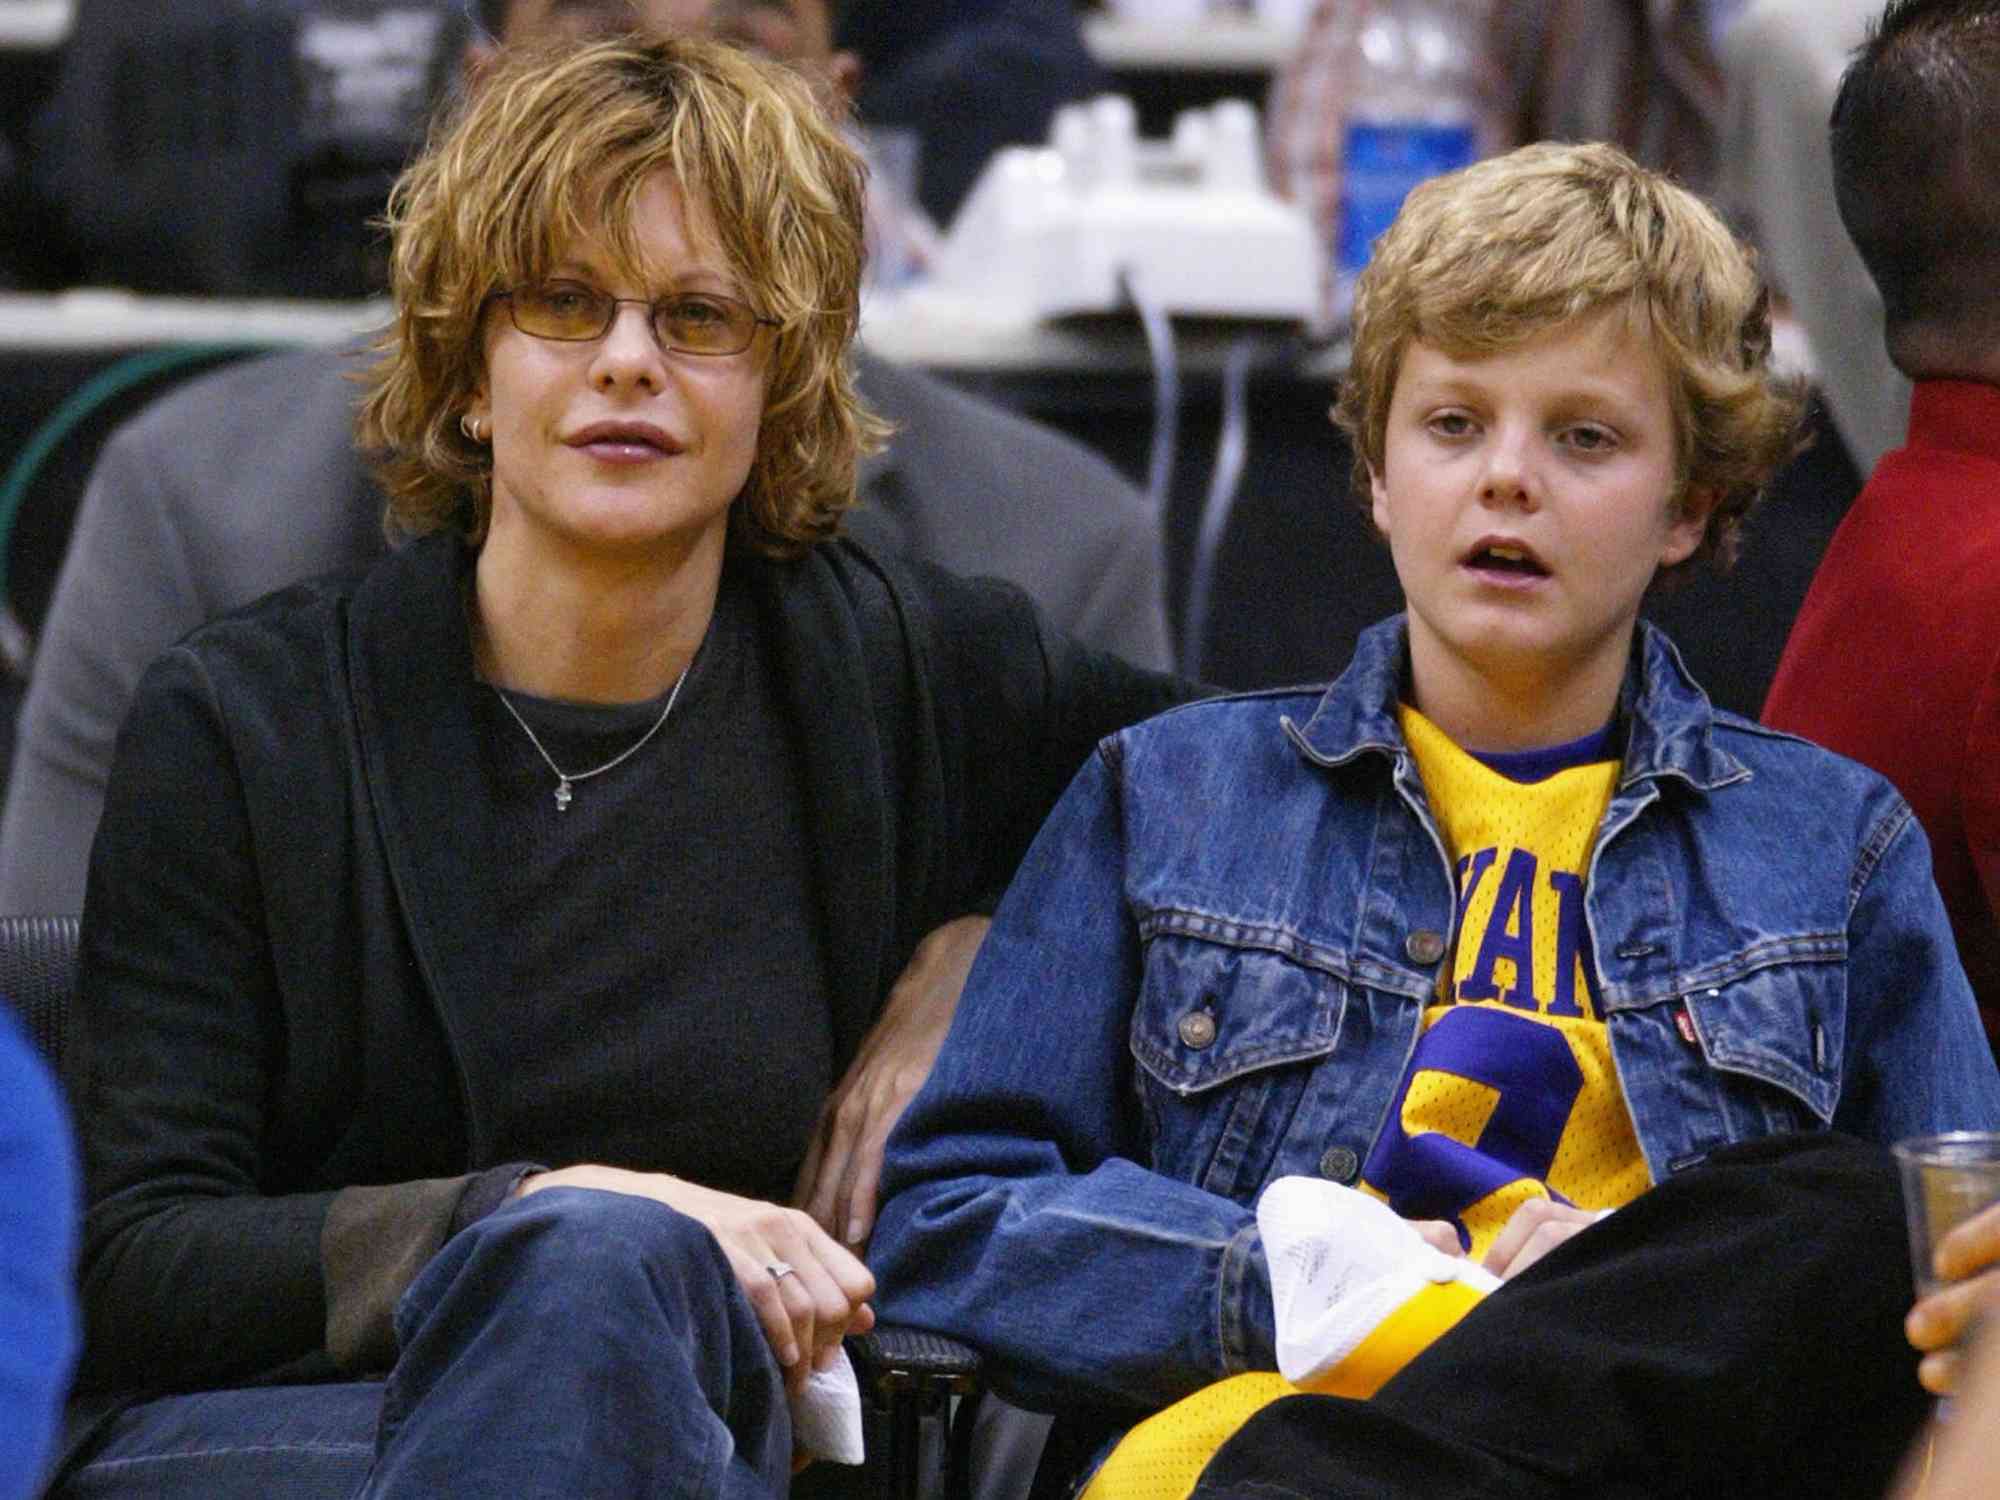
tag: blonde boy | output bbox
[873,143,2000,1500]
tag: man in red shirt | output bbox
[1762,0,2000,1049]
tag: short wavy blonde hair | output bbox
[358,33,884,555]
[1334,141,1804,577]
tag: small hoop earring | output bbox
[460,413,488,444]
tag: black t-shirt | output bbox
[463,574,831,1203]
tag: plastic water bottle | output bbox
[1331,0,1490,329]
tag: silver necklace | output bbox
[491,666,689,812]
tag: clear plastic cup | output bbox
[1893,1132,2000,1298]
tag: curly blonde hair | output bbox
[1334,141,1804,577]
[357,33,885,555]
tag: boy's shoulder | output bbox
[1635,624,1904,799]
[1121,682,1332,741]
[1692,704,1917,833]
[1121,616,1411,755]
[1106,679,1391,803]
[1706,704,1878,775]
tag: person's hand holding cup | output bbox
[1895,1132,2000,1396]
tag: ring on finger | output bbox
[765,1259,797,1281]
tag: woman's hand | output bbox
[793,915,990,1247]
[518,1166,875,1394]
[1482,1198,1600,1280]
[1907,1199,2000,1395]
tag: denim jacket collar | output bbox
[1284,615,1749,795]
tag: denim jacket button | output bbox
[1404,929,1447,966]
[1177,1010,1218,1049]
[1318,1145,1359,1183]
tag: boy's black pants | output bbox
[1192,1132,1930,1500]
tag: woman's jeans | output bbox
[55,1188,792,1499]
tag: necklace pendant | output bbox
[554,780,573,812]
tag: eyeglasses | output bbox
[496,281,778,357]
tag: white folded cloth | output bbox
[792,1347,866,1465]
[1256,1175,1501,1386]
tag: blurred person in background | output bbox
[23,0,468,298]
[835,0,1103,226]
[0,28,65,290]
[1716,0,1907,477]
[1267,0,1732,320]
[1489,0,1730,199]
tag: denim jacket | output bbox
[873,618,2000,1415]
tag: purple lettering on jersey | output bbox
[1359,1005,1584,1246]
[1460,849,1541,1009]
[1453,848,1497,939]
[1546,870,1601,1019]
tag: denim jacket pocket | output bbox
[1130,919,1348,1201]
[1682,950,1845,1123]
[1623,946,1847,1168]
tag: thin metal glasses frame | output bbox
[494,282,778,357]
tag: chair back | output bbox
[0,914,79,1087]
[0,345,268,655]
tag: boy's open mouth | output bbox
[1466,543,1550,578]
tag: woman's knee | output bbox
[485,1184,722,1259]
[421,1186,739,1330]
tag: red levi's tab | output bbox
[1674,1007,1699,1047]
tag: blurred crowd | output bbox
[0,0,1885,458]
[0,0,1105,297]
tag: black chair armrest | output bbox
[0,914,80,1093]
[847,1323,984,1500]
[848,1324,982,1395]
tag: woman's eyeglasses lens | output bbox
[505,283,764,356]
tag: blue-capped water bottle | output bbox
[1331,0,1492,330]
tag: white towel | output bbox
[1256,1175,1501,1386]
[792,1347,866,1465]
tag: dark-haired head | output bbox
[1831,0,2000,379]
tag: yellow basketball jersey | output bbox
[1360,707,1650,1257]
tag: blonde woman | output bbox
[61,36,1186,1499]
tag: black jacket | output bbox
[75,531,1190,1395]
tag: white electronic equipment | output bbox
[917,95,1318,326]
